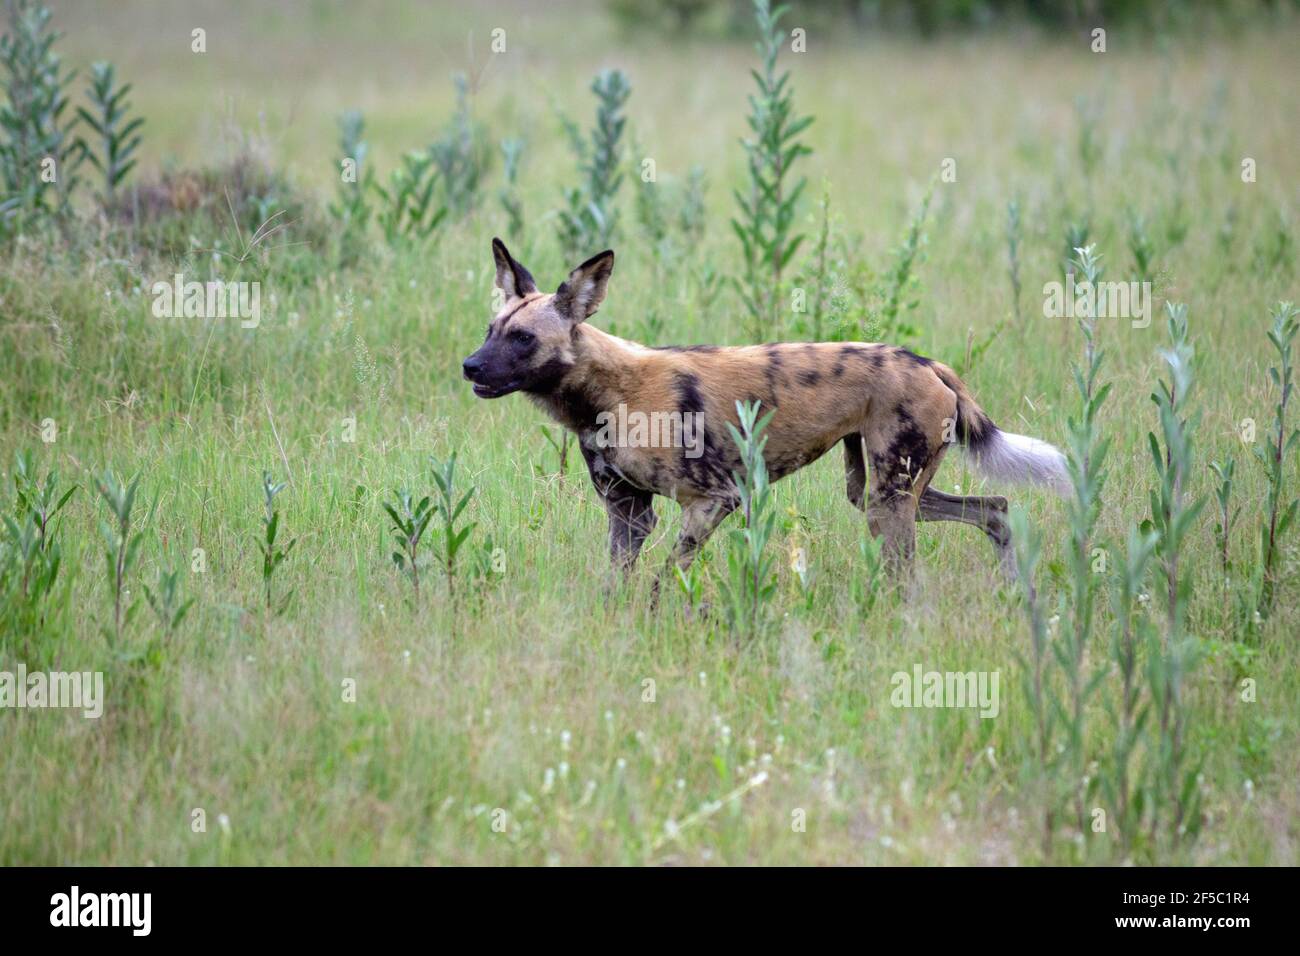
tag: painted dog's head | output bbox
[462,238,614,399]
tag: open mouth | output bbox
[472,381,518,399]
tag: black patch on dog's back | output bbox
[675,371,706,418]
[895,347,933,367]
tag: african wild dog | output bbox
[463,238,1069,582]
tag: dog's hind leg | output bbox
[917,486,1016,581]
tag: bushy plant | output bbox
[557,69,630,260]
[731,0,813,341]
[1,450,76,659]
[497,137,525,239]
[430,73,492,218]
[374,150,446,246]
[95,468,145,646]
[0,0,82,222]
[328,110,374,260]
[716,400,778,637]
[76,60,143,204]
[1255,301,1299,615]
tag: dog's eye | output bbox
[509,330,535,346]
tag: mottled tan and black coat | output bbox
[463,240,1068,580]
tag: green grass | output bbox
[1,1,1297,864]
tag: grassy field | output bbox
[1,0,1298,864]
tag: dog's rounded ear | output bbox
[492,237,537,301]
[553,250,614,323]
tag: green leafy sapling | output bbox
[1,451,76,653]
[1062,218,1090,276]
[1127,211,1156,283]
[717,399,778,637]
[430,72,491,218]
[144,565,193,641]
[1102,524,1158,851]
[497,137,525,238]
[1255,301,1299,615]
[1209,456,1238,581]
[95,468,145,646]
[75,60,143,204]
[1144,302,1206,848]
[429,453,477,601]
[556,68,630,260]
[874,186,933,337]
[384,488,433,601]
[258,471,296,613]
[731,0,813,341]
[374,150,446,246]
[328,110,374,258]
[1061,244,1113,836]
[1147,303,1204,636]
[11,448,76,555]
[1008,505,1057,859]
[0,0,83,217]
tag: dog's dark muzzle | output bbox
[462,352,519,398]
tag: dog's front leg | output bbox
[604,488,657,571]
[580,442,656,606]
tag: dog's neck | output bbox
[526,324,643,433]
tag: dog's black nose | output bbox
[462,356,482,381]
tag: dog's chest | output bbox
[587,430,727,501]
[580,428,739,504]
[579,431,659,492]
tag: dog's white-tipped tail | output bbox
[931,362,1069,495]
[964,428,1070,495]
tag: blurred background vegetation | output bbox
[607,0,1297,36]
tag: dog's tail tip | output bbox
[964,428,1071,496]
